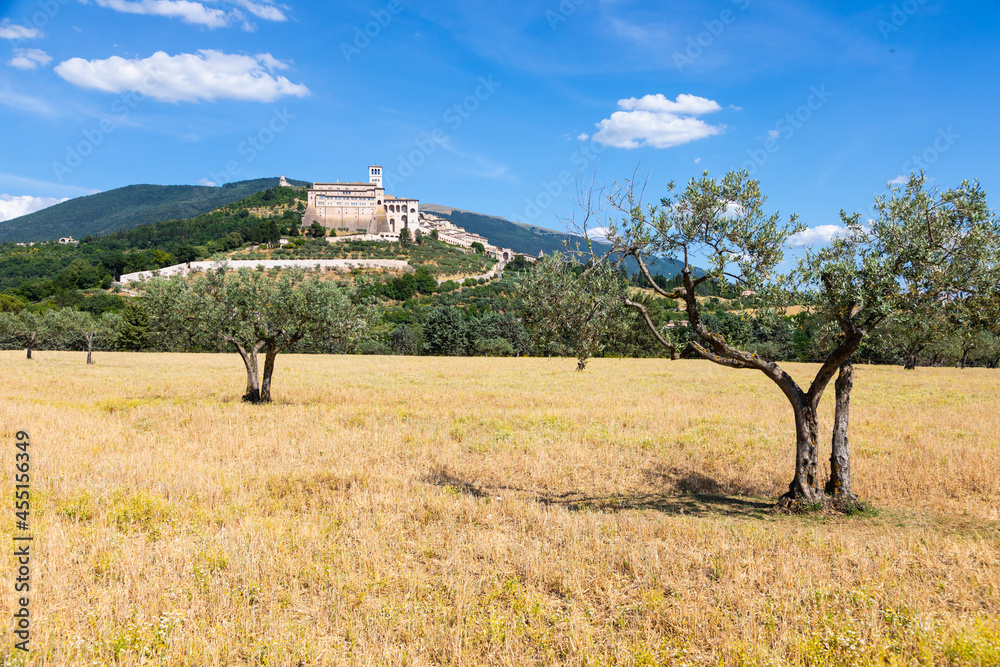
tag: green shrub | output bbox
[474,337,514,357]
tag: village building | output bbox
[302,166,419,235]
[417,212,516,265]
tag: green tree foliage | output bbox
[471,311,531,356]
[389,324,423,355]
[0,294,28,313]
[413,267,437,294]
[0,309,61,358]
[399,228,412,246]
[57,309,121,364]
[117,300,149,351]
[503,255,533,274]
[144,268,369,403]
[519,254,630,370]
[471,241,485,254]
[423,307,469,356]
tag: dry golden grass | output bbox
[1,351,998,666]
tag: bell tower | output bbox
[368,165,383,188]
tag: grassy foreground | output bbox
[1,352,998,666]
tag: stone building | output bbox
[302,166,419,235]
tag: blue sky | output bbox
[1,0,998,245]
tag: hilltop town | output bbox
[294,167,518,267]
[116,167,521,285]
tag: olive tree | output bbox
[58,310,121,364]
[578,171,998,510]
[145,267,369,403]
[519,254,631,370]
[0,310,61,359]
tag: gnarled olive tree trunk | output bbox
[230,339,265,403]
[785,397,824,506]
[825,360,856,505]
[260,345,281,403]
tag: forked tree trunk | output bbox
[233,341,265,403]
[777,398,825,509]
[85,333,94,365]
[826,360,856,505]
[259,346,281,403]
[26,333,36,359]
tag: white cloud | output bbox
[767,129,780,139]
[618,93,722,116]
[198,178,217,186]
[888,174,907,185]
[232,0,287,22]
[255,52,289,71]
[0,19,41,39]
[55,50,310,103]
[787,224,846,247]
[8,48,52,70]
[585,93,725,149]
[586,226,611,243]
[95,0,228,27]
[0,194,70,222]
[91,0,286,29]
[694,157,702,164]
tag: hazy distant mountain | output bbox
[422,204,690,278]
[0,177,310,243]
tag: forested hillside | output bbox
[0,177,310,243]
[0,186,309,299]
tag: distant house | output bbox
[58,237,78,245]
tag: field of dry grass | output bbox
[1,351,998,666]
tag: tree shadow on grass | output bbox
[423,466,489,499]
[423,466,775,520]
[534,490,773,519]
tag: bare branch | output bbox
[623,297,677,354]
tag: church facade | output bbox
[302,166,419,235]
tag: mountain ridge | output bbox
[422,204,689,278]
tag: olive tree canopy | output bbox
[145,267,369,403]
[557,170,999,510]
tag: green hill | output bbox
[421,205,690,278]
[0,177,310,243]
